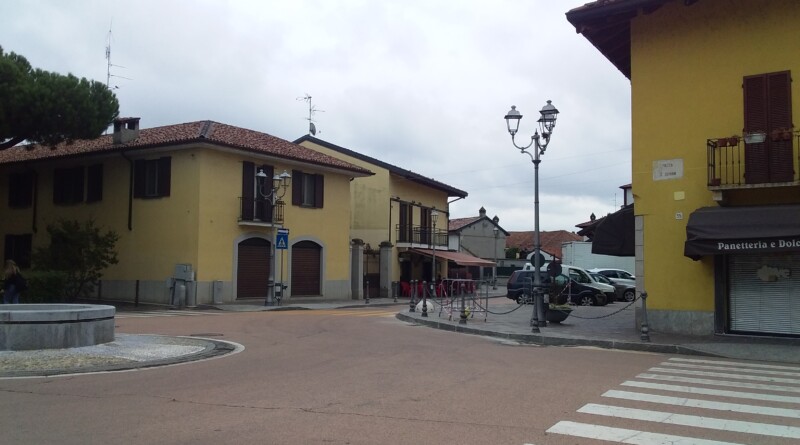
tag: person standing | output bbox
[2,259,23,304]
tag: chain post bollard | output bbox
[421,280,428,317]
[393,281,398,303]
[409,279,417,312]
[365,280,370,304]
[640,291,650,342]
[530,283,541,333]
[459,282,468,324]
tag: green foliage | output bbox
[33,219,120,301]
[505,247,519,259]
[20,270,69,303]
[0,45,119,150]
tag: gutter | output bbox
[120,151,134,231]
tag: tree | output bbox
[0,46,119,150]
[33,219,120,301]
[505,247,520,259]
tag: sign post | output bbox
[275,229,289,303]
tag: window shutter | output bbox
[242,162,255,220]
[768,71,793,182]
[3,234,11,261]
[257,164,274,221]
[158,157,171,197]
[87,164,103,202]
[73,166,85,203]
[314,174,324,208]
[133,160,146,198]
[744,74,770,184]
[292,170,302,206]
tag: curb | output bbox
[395,313,722,359]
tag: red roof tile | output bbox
[0,120,372,175]
[506,230,583,259]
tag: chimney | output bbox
[113,117,141,144]
[479,206,486,217]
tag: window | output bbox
[241,161,274,221]
[86,164,103,203]
[53,166,85,205]
[8,171,34,208]
[291,170,324,208]
[398,202,412,242]
[4,234,32,269]
[743,71,793,184]
[134,157,171,198]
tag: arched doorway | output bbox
[291,240,321,296]
[237,237,271,299]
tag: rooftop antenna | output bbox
[105,22,132,91]
[297,94,324,135]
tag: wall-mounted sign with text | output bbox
[653,159,683,181]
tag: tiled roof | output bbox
[0,120,373,175]
[294,135,468,198]
[448,216,481,231]
[506,230,583,259]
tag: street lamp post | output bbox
[424,209,439,317]
[493,227,499,290]
[256,168,291,306]
[504,100,559,333]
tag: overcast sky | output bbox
[2,0,631,232]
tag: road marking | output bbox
[578,403,800,439]
[660,361,800,378]
[546,421,745,445]
[638,373,800,393]
[621,380,800,404]
[115,310,221,319]
[648,367,800,385]
[603,389,800,418]
[667,357,800,372]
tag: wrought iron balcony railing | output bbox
[396,224,447,247]
[707,129,800,189]
[239,198,284,224]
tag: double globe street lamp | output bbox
[256,168,291,306]
[504,100,559,333]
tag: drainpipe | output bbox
[120,151,134,231]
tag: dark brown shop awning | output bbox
[684,205,800,260]
[591,204,634,257]
[411,249,496,267]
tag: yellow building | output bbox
[295,136,487,299]
[568,0,800,336]
[0,118,372,305]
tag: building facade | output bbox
[568,0,800,336]
[1,119,371,305]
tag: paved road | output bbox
[2,308,798,444]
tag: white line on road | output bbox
[603,389,800,418]
[621,380,800,404]
[667,357,800,372]
[546,420,746,445]
[638,373,800,393]
[648,367,800,385]
[578,403,800,439]
[660,361,800,378]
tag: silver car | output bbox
[590,268,636,302]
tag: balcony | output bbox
[239,198,284,226]
[396,224,448,248]
[707,129,800,192]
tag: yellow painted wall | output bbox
[0,143,355,296]
[630,0,800,311]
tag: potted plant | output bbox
[545,276,573,323]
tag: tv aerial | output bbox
[105,21,132,90]
[297,94,324,135]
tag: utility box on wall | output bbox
[212,280,224,304]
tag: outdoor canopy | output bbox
[684,204,800,260]
[591,204,634,257]
[411,249,496,267]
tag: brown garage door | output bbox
[237,237,271,299]
[291,241,321,296]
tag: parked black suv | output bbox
[505,269,609,306]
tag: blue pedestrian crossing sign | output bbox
[276,229,289,250]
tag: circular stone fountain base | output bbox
[0,304,115,351]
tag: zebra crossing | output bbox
[541,357,800,444]
[115,309,222,319]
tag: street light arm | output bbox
[510,132,537,152]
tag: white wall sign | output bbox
[653,159,684,181]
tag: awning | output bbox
[684,205,800,260]
[411,249,496,267]
[592,204,634,257]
